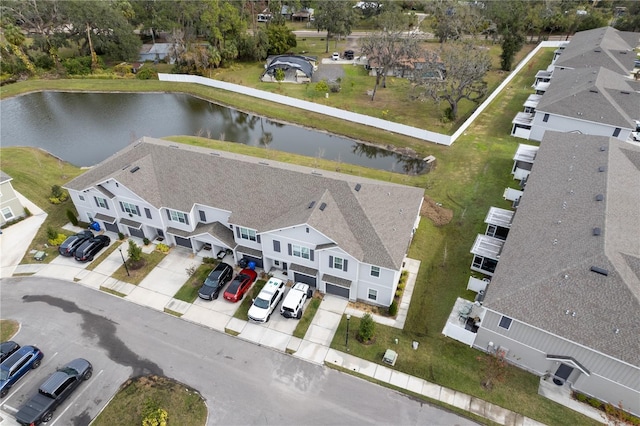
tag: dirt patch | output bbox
[348,301,385,316]
[420,196,453,226]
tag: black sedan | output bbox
[74,235,111,262]
[0,341,20,363]
[58,230,94,257]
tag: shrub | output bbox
[127,239,142,263]
[358,313,376,342]
[315,80,329,93]
[113,62,132,75]
[48,233,67,246]
[156,243,170,253]
[46,226,58,240]
[136,67,158,80]
[575,392,588,403]
[395,289,402,298]
[23,207,31,217]
[66,209,79,226]
[143,237,150,246]
[49,185,68,204]
[118,232,125,240]
[388,300,398,316]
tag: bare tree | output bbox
[410,41,490,120]
[360,8,420,101]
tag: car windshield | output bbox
[226,280,240,293]
[204,278,218,287]
[253,297,270,309]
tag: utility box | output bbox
[382,349,398,366]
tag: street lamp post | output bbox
[118,247,130,276]
[346,314,351,352]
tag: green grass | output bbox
[173,263,215,303]
[111,250,167,285]
[0,320,19,341]
[99,287,127,298]
[163,308,183,317]
[91,375,206,426]
[292,297,321,339]
[233,279,267,320]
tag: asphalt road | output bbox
[0,277,476,425]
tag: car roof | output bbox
[1,346,37,368]
[259,278,283,296]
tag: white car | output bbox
[248,278,285,323]
[331,52,340,61]
[281,282,313,319]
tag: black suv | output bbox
[198,262,233,300]
[74,235,111,262]
[58,230,94,257]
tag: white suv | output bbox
[248,278,285,323]
[281,282,313,319]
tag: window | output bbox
[498,316,513,330]
[292,244,311,260]
[543,113,549,123]
[120,201,139,216]
[273,240,281,252]
[144,208,152,219]
[2,207,14,220]
[368,288,377,301]
[239,227,257,242]
[370,266,380,277]
[613,128,621,137]
[95,196,108,209]
[199,210,206,222]
[168,210,188,224]
[329,256,348,271]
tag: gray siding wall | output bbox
[475,310,640,416]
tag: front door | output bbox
[553,364,573,386]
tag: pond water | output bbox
[0,92,428,174]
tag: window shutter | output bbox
[135,205,140,216]
[329,256,333,268]
[310,250,314,261]
[256,234,261,243]
[199,210,206,222]
[288,244,292,255]
[235,226,240,238]
[184,214,189,225]
[105,201,109,210]
[343,259,348,272]
[120,202,125,212]
[145,208,151,219]
[94,197,99,207]
[273,240,280,252]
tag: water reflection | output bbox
[0,92,430,174]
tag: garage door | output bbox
[174,235,192,249]
[240,254,263,269]
[129,226,145,239]
[325,283,350,298]
[294,272,317,288]
[104,222,119,233]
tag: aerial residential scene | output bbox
[0,1,639,425]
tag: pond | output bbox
[0,92,429,174]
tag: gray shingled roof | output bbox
[554,26,638,74]
[64,137,424,270]
[483,132,640,365]
[536,66,638,128]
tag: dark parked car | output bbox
[344,49,355,60]
[0,341,20,363]
[15,358,92,425]
[198,262,233,300]
[223,268,258,303]
[0,345,44,398]
[74,235,111,262]
[58,230,93,257]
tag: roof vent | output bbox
[355,183,361,192]
[595,194,604,201]
[592,227,601,236]
[308,201,316,209]
[600,146,606,152]
[593,49,601,53]
[590,266,609,276]
[620,91,630,94]
[210,152,220,156]
[319,202,327,211]
[589,89,598,93]
[130,166,140,173]
[598,166,606,172]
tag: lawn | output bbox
[0,320,19,341]
[91,375,206,426]
[292,296,322,339]
[112,250,167,285]
[174,263,216,303]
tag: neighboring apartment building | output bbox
[511,26,640,142]
[473,132,640,416]
[0,171,26,226]
[63,137,424,307]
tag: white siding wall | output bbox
[356,264,397,306]
[318,248,358,298]
[261,226,327,272]
[530,113,630,142]
[68,190,95,223]
[193,204,230,225]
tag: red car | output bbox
[223,268,258,303]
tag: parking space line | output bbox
[50,369,103,426]
[1,404,18,414]
[0,352,59,408]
